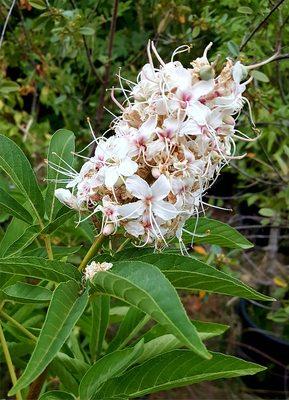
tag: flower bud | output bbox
[152,167,161,179]
[223,115,235,126]
[199,65,214,81]
[103,223,114,236]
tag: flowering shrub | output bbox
[0,43,273,400]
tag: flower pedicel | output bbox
[54,41,257,252]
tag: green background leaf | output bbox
[9,281,88,395]
[91,261,210,359]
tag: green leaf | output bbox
[0,135,44,219]
[29,0,46,10]
[107,306,146,353]
[97,350,265,398]
[135,253,273,301]
[9,281,88,395]
[0,188,33,224]
[237,6,253,14]
[79,27,95,35]
[4,225,39,257]
[91,261,211,359]
[259,208,275,217]
[192,26,200,38]
[0,218,28,257]
[144,319,228,342]
[46,129,75,221]
[251,70,270,83]
[40,391,75,400]
[51,352,89,395]
[0,257,81,283]
[24,245,81,258]
[183,217,253,249]
[0,80,20,94]
[90,295,110,360]
[227,41,239,57]
[2,282,52,303]
[79,340,144,400]
[42,209,75,234]
[139,320,229,363]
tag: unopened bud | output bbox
[103,223,114,236]
[223,115,235,126]
[152,167,161,179]
[199,65,214,81]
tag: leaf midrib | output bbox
[93,269,206,357]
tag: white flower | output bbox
[119,174,178,221]
[55,188,83,210]
[102,137,138,188]
[128,116,157,157]
[85,261,113,280]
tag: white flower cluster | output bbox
[55,42,253,250]
[84,261,113,280]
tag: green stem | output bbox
[43,234,53,260]
[0,310,37,341]
[116,237,130,253]
[78,234,105,272]
[0,321,23,400]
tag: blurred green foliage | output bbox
[0,0,288,226]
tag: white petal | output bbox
[163,117,180,132]
[186,102,210,125]
[104,167,119,188]
[146,140,165,159]
[179,119,202,136]
[139,115,157,138]
[152,200,178,221]
[125,175,150,199]
[118,201,144,219]
[124,220,145,237]
[118,158,138,177]
[151,174,171,201]
[191,79,214,100]
[207,108,223,129]
[112,137,129,159]
[55,189,79,210]
[232,61,243,84]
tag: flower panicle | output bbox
[54,41,257,249]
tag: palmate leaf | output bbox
[91,261,210,359]
[106,251,272,301]
[46,129,75,222]
[2,282,52,303]
[183,217,253,249]
[97,350,266,399]
[79,340,144,400]
[0,135,44,219]
[9,280,88,395]
[0,188,33,224]
[0,257,81,283]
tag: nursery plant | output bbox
[0,42,275,400]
